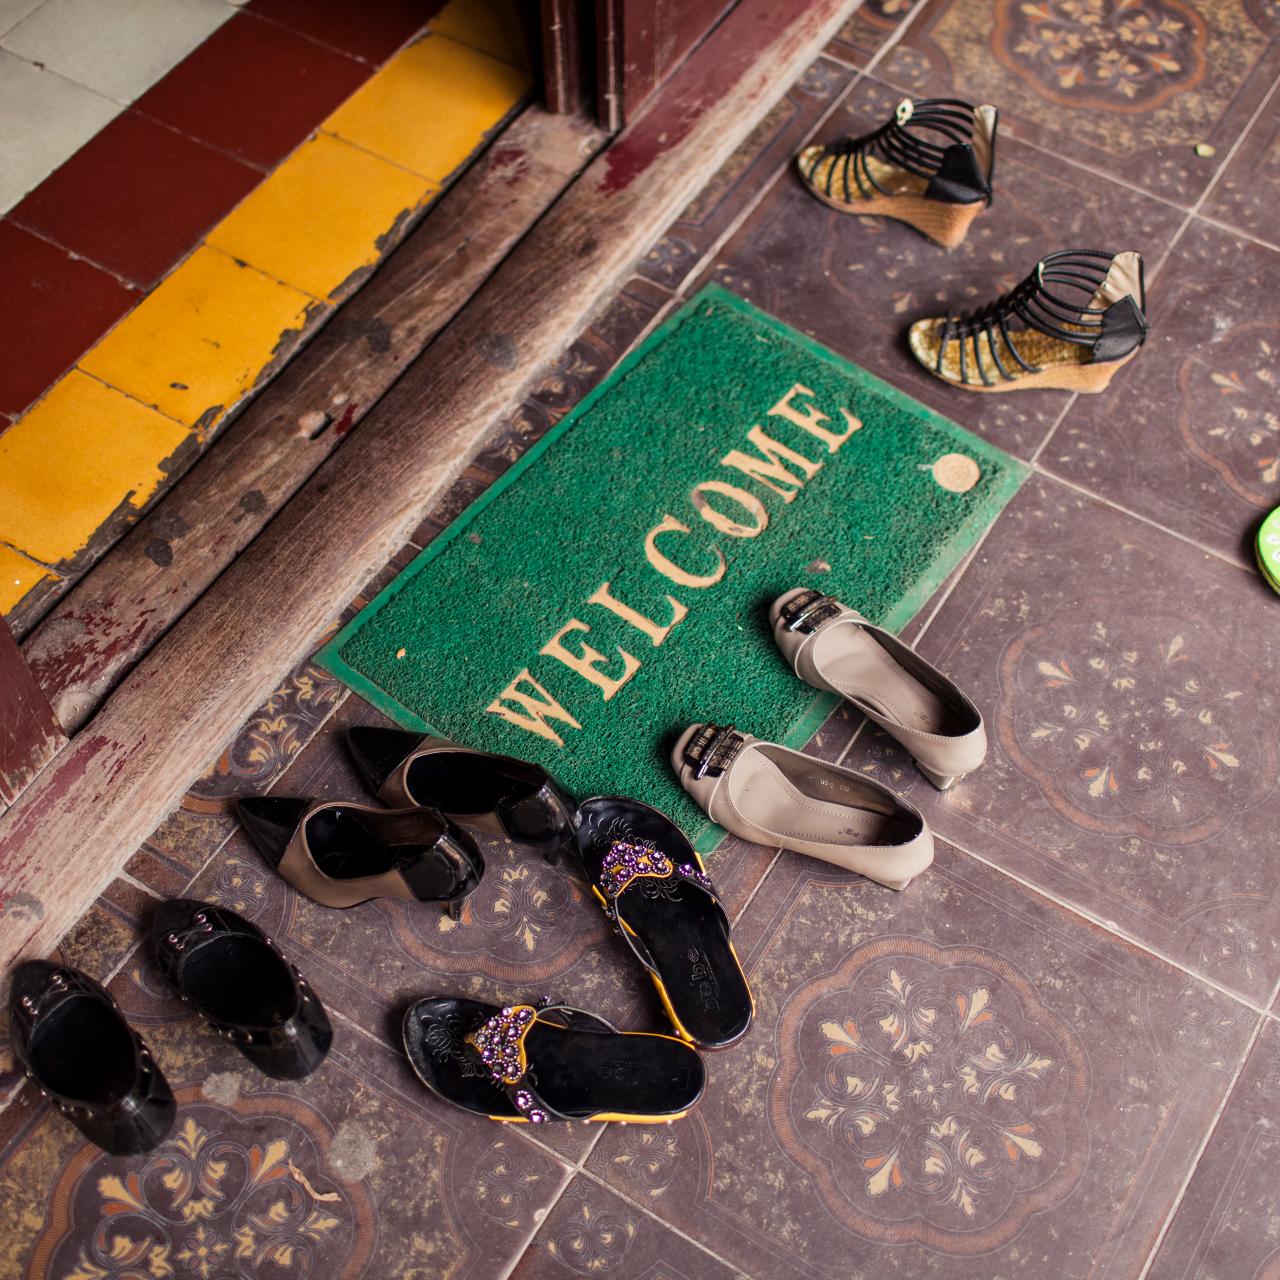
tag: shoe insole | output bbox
[576,798,753,1048]
[729,749,914,849]
[405,752,542,814]
[183,937,296,1026]
[406,998,704,1120]
[33,997,136,1104]
[813,625,960,737]
[304,807,464,895]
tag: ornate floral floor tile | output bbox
[0,957,571,1280]
[839,473,1280,1004]
[825,0,923,68]
[1145,1017,1280,1279]
[587,841,1257,1278]
[1201,97,1280,247]
[509,1174,744,1279]
[635,56,856,294]
[877,0,1280,207]
[1043,220,1280,567]
[696,76,1184,460]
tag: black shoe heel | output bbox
[9,961,176,1156]
[153,899,333,1080]
[498,780,578,865]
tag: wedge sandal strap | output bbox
[464,1000,619,1123]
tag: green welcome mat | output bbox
[317,285,1026,849]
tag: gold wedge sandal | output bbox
[796,97,997,249]
[908,249,1148,393]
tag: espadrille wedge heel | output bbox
[796,97,997,248]
[908,249,1148,393]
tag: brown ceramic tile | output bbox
[636,57,856,293]
[248,0,439,64]
[134,13,371,168]
[0,221,137,416]
[10,111,262,289]
[588,840,1257,1278]
[0,959,571,1280]
[1043,221,1280,567]
[510,1174,744,1279]
[825,0,923,69]
[877,0,1280,207]
[1145,1016,1280,1279]
[1201,95,1280,247]
[840,472,1280,1004]
[697,76,1184,460]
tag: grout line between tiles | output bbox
[937,832,1274,1017]
[1135,1012,1268,1280]
[574,1164,758,1280]
[1030,463,1256,577]
[5,217,146,292]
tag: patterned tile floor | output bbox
[4,0,1280,1275]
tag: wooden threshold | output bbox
[20,106,605,735]
[0,0,857,972]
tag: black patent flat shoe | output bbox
[347,728,579,863]
[152,899,332,1080]
[9,961,175,1155]
[403,995,704,1124]
[573,797,754,1050]
[236,796,482,917]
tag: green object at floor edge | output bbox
[316,284,1028,850]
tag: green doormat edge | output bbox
[316,283,1028,852]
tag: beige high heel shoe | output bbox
[907,249,1148,393]
[771,589,987,790]
[671,724,933,890]
[796,97,997,249]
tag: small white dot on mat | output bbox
[931,453,981,493]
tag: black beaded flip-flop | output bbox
[573,797,754,1050]
[403,996,705,1124]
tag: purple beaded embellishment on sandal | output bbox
[599,840,674,897]
[467,1004,536,1085]
[676,862,712,892]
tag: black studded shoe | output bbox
[908,249,1148,392]
[347,728,579,863]
[9,961,175,1155]
[797,97,997,248]
[152,900,332,1080]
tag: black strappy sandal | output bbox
[347,728,579,863]
[573,797,754,1050]
[908,248,1148,393]
[236,797,483,917]
[152,900,332,1079]
[403,995,705,1124]
[9,962,176,1155]
[797,96,998,248]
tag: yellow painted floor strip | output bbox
[208,133,436,301]
[79,245,317,433]
[325,34,529,183]
[0,544,55,615]
[0,372,188,565]
[1,16,531,620]
[431,0,530,68]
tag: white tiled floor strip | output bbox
[0,0,242,211]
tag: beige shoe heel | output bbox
[918,765,962,791]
